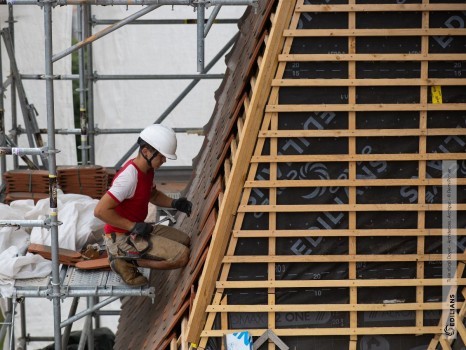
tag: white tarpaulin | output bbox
[0,202,30,254]
[27,192,105,251]
[0,247,52,297]
[0,202,51,297]
[0,6,76,166]
[0,194,105,296]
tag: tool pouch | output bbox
[127,235,151,256]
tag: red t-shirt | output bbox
[104,159,155,234]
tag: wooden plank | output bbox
[237,115,244,136]
[243,94,250,112]
[212,134,235,181]
[295,3,466,12]
[457,322,466,347]
[207,302,464,313]
[279,53,466,62]
[250,75,257,91]
[75,258,110,270]
[416,7,428,331]
[237,203,466,212]
[222,93,247,144]
[224,158,231,183]
[244,178,466,188]
[201,326,443,337]
[170,336,177,350]
[217,278,466,289]
[196,292,224,350]
[186,0,298,344]
[347,9,358,341]
[222,253,466,263]
[180,317,188,350]
[199,176,223,233]
[272,78,466,87]
[157,301,190,350]
[230,137,237,159]
[28,243,82,262]
[251,153,466,162]
[220,296,228,349]
[268,100,280,347]
[233,228,466,238]
[284,28,466,37]
[160,333,177,350]
[266,103,466,112]
[189,209,217,274]
[439,338,452,350]
[459,288,466,318]
[259,128,466,138]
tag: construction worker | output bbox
[94,124,192,286]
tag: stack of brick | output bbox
[105,168,116,189]
[3,169,50,204]
[3,166,110,203]
[57,165,108,199]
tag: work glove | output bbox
[172,197,192,217]
[129,222,153,239]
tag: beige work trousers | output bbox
[105,225,190,264]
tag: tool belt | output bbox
[126,234,151,256]
[106,225,190,263]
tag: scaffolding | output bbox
[0,1,257,349]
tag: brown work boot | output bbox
[110,259,148,286]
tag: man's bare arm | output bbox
[149,188,174,208]
[94,193,134,231]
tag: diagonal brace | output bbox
[52,4,162,63]
[1,28,48,168]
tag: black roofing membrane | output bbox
[206,4,466,349]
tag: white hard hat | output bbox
[139,124,177,160]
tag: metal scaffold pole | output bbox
[21,73,224,80]
[204,5,221,37]
[197,0,205,73]
[93,17,235,25]
[78,4,89,165]
[85,4,96,165]
[8,5,18,169]
[0,30,5,189]
[44,1,63,348]
[5,0,256,5]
